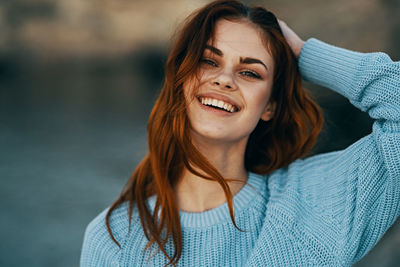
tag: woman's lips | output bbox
[196,97,236,115]
[197,96,238,113]
[196,93,240,113]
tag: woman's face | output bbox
[184,19,275,146]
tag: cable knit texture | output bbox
[80,38,400,266]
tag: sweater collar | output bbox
[147,172,268,228]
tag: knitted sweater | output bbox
[80,39,400,266]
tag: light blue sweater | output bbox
[80,39,400,266]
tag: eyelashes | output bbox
[200,58,262,80]
[200,58,218,67]
[240,70,261,79]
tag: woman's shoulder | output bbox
[85,202,137,242]
[81,202,139,255]
[80,202,143,265]
[266,149,349,200]
[265,138,372,217]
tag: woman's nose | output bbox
[212,71,237,90]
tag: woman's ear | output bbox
[261,101,276,121]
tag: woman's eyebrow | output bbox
[240,57,268,71]
[205,45,268,71]
[205,45,223,56]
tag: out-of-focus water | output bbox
[0,58,155,266]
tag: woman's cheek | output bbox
[183,77,200,102]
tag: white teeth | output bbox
[199,97,237,113]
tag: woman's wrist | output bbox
[292,40,305,58]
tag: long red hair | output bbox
[106,0,323,266]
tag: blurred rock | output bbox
[0,0,397,61]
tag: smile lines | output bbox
[199,97,238,113]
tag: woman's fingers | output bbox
[278,19,305,58]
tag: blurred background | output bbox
[0,0,399,266]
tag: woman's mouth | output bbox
[197,96,239,113]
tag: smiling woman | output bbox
[180,19,281,212]
[185,20,275,141]
[80,0,400,266]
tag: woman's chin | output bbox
[190,127,249,146]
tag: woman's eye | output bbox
[240,70,261,79]
[200,58,218,67]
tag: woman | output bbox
[80,0,400,266]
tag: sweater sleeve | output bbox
[298,39,400,264]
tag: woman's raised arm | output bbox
[278,21,400,264]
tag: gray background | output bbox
[0,0,399,266]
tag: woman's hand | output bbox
[278,20,305,58]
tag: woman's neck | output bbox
[174,137,249,213]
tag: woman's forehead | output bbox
[207,19,274,67]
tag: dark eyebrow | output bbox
[205,45,223,56]
[240,57,268,71]
[205,45,268,71]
